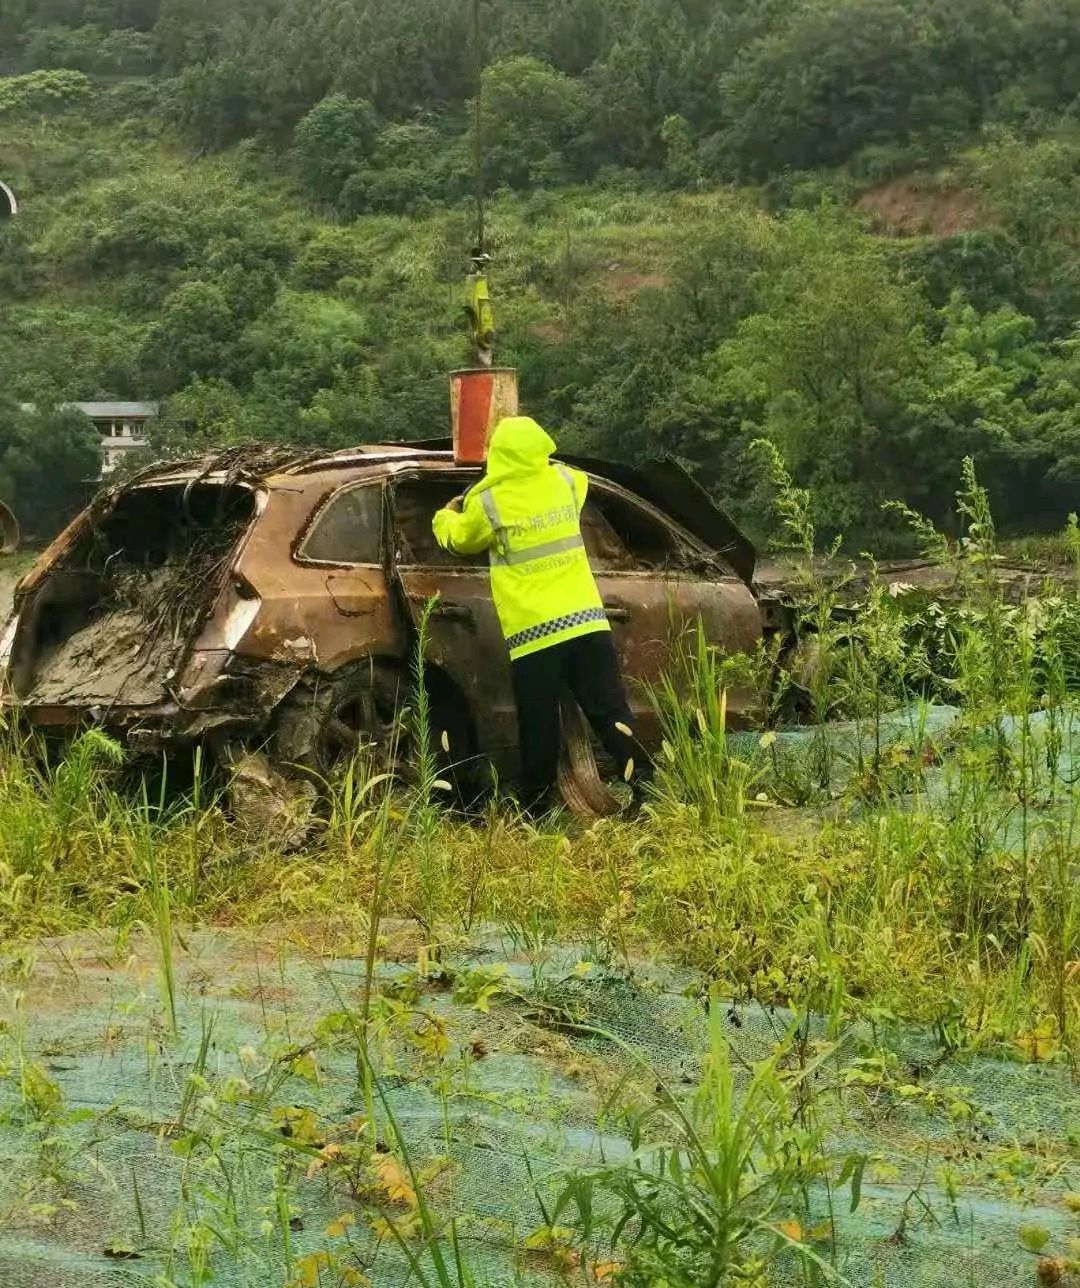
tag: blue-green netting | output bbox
[1,706,1077,1287]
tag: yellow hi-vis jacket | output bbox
[432,417,610,661]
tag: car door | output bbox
[232,475,403,674]
[581,480,763,738]
[389,469,520,781]
[389,467,763,777]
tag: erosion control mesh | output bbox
[1,707,1078,1286]
[0,926,1076,1288]
[733,703,1080,849]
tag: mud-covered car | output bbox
[0,444,764,792]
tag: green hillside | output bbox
[1,0,1079,545]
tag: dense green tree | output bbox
[24,25,152,74]
[142,280,239,390]
[0,68,91,114]
[0,399,101,537]
[344,121,470,216]
[294,95,378,207]
[1028,336,1080,486]
[660,115,701,189]
[152,376,262,452]
[1015,0,1080,112]
[705,221,927,534]
[479,56,588,189]
[173,57,255,149]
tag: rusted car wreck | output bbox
[0,444,764,799]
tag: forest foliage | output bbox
[0,0,1079,543]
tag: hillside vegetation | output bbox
[0,0,1079,544]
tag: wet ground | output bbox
[0,923,1075,1288]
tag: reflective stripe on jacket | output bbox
[432,416,609,661]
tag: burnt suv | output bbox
[0,444,763,790]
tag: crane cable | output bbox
[463,0,495,364]
[471,0,486,256]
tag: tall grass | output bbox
[0,475,1074,1074]
[647,619,763,826]
[554,1002,851,1286]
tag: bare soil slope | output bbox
[856,177,987,237]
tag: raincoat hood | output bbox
[479,417,556,487]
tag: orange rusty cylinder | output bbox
[449,368,519,465]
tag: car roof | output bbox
[121,444,460,489]
[119,442,756,583]
[282,446,460,476]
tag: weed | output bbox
[647,619,764,826]
[554,1002,852,1286]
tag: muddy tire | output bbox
[225,749,318,852]
[557,699,623,818]
[272,662,482,802]
[274,662,409,780]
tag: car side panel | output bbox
[228,484,405,672]
[395,565,520,780]
[598,573,763,742]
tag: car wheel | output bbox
[274,662,408,779]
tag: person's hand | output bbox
[445,494,465,513]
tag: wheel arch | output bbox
[419,659,481,762]
[270,652,481,775]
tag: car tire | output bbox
[273,662,408,780]
[272,661,483,803]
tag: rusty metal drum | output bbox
[449,367,519,465]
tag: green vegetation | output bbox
[0,0,1079,544]
[0,469,1078,1285]
[0,397,99,537]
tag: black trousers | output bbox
[511,630,650,807]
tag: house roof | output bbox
[18,401,160,419]
[74,402,160,419]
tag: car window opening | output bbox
[14,482,257,705]
[301,485,382,564]
[391,475,712,574]
[395,477,485,567]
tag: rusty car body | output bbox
[0,444,764,789]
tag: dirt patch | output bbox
[601,266,671,296]
[529,319,568,343]
[855,178,986,237]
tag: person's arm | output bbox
[432,491,495,556]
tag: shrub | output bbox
[0,69,91,116]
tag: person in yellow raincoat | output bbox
[433,415,648,810]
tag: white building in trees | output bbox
[20,402,159,477]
